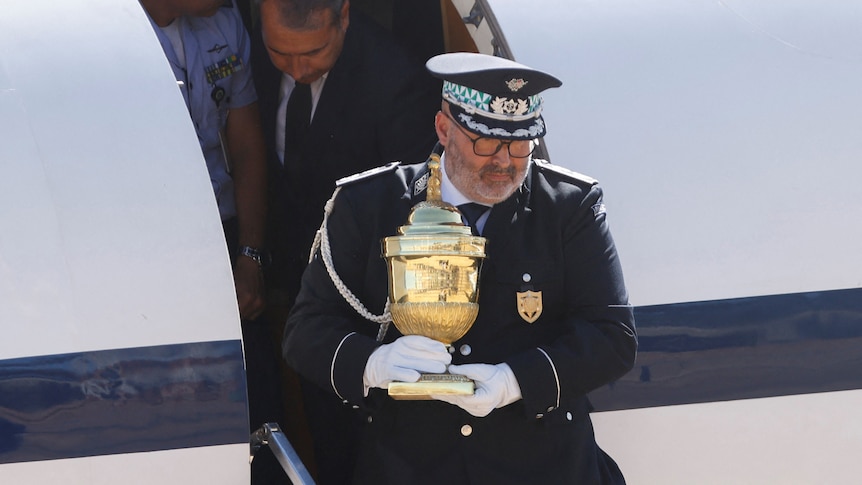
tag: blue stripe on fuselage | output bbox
[590,287,862,411]
[0,340,248,464]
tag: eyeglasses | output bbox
[445,112,537,158]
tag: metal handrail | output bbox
[250,422,316,485]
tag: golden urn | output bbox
[381,154,487,399]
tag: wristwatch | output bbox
[239,245,266,268]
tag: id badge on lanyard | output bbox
[211,85,231,173]
[206,53,244,174]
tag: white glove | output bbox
[363,335,452,392]
[432,363,522,417]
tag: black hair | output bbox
[259,0,345,30]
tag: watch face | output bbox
[240,246,264,266]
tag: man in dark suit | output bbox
[283,53,638,484]
[252,0,440,482]
[254,0,439,303]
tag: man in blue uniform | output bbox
[283,52,638,484]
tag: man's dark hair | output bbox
[261,0,346,30]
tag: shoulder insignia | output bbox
[336,161,401,187]
[532,159,597,185]
[592,203,607,217]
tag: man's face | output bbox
[261,1,349,84]
[435,107,530,205]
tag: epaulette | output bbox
[336,161,401,187]
[533,158,597,185]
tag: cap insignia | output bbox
[506,78,528,92]
[490,97,529,116]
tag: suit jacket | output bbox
[284,158,638,484]
[253,11,441,300]
[252,12,441,484]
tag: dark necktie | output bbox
[283,82,312,168]
[458,202,488,235]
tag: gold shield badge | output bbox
[516,290,543,323]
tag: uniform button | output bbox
[566,412,573,421]
[460,424,473,437]
[547,406,555,413]
[367,416,373,423]
[535,414,544,419]
[522,273,532,282]
[448,346,456,354]
[459,344,472,356]
[352,405,360,410]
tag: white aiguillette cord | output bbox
[309,187,393,342]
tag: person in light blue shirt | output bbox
[142,0,267,320]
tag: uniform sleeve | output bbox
[225,5,257,109]
[282,186,382,407]
[506,184,637,418]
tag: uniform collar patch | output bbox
[414,172,429,196]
